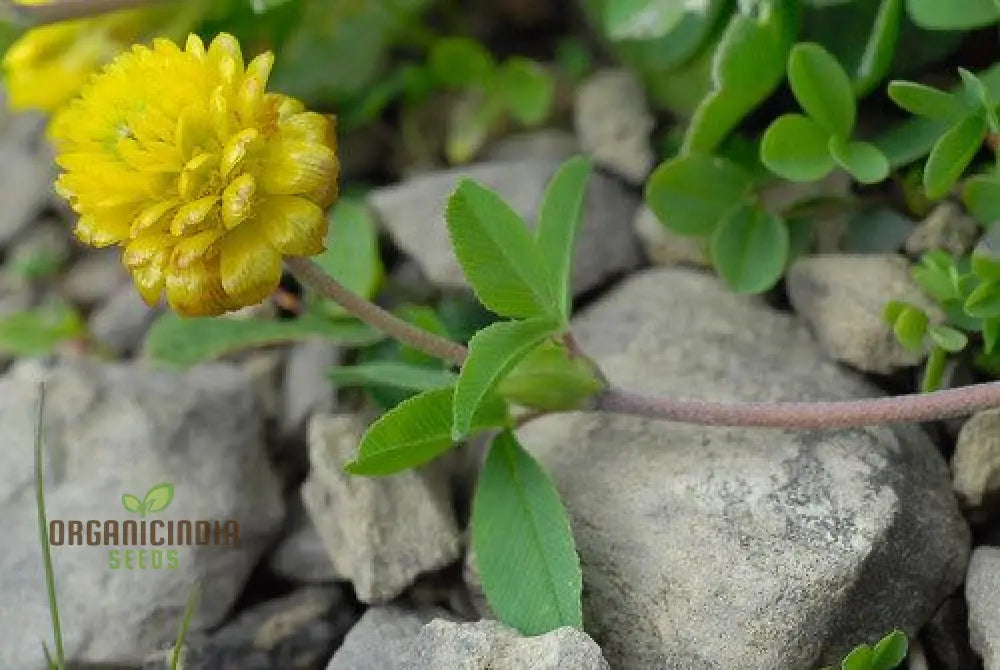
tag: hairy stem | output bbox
[2,0,169,25]
[292,256,1000,428]
[593,383,1000,428]
[285,256,468,365]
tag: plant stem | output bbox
[292,256,1000,428]
[285,256,468,365]
[2,0,169,26]
[34,382,65,670]
[593,382,1000,428]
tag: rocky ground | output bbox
[0,70,998,670]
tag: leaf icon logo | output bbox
[120,483,174,518]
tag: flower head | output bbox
[3,1,200,113]
[51,33,339,316]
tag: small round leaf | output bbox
[872,629,908,670]
[711,206,789,294]
[430,38,495,88]
[761,114,835,182]
[829,137,890,184]
[788,43,856,138]
[888,80,965,121]
[928,323,968,353]
[645,153,752,236]
[965,280,1000,319]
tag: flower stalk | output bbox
[285,256,469,365]
[292,256,1000,429]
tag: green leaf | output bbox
[983,318,1000,354]
[788,43,856,138]
[923,114,988,199]
[853,0,903,96]
[883,299,911,325]
[143,483,174,514]
[645,153,752,236]
[872,629,907,667]
[446,180,559,319]
[604,0,686,40]
[497,58,554,125]
[760,114,835,181]
[829,137,890,184]
[965,280,1000,318]
[472,430,583,635]
[912,250,961,301]
[711,206,789,294]
[430,37,495,88]
[963,174,1000,223]
[121,494,143,514]
[906,0,1000,30]
[329,362,456,393]
[922,344,949,392]
[928,323,968,352]
[959,68,1000,131]
[445,92,502,165]
[498,340,605,411]
[453,318,560,440]
[536,156,592,320]
[347,388,509,476]
[842,643,875,670]
[892,303,929,351]
[888,81,966,121]
[312,199,383,315]
[145,313,380,368]
[683,2,796,153]
[0,302,84,357]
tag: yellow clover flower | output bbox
[51,33,339,316]
[3,0,202,113]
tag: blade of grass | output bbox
[34,381,65,670]
[170,582,201,670]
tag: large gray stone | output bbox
[401,619,609,669]
[279,340,339,442]
[89,282,160,356]
[967,547,1000,670]
[787,254,940,373]
[517,268,969,669]
[574,69,654,185]
[0,360,285,668]
[302,415,462,603]
[906,202,979,256]
[326,605,452,670]
[367,160,640,298]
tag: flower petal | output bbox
[257,195,326,255]
[219,221,281,307]
[165,259,232,317]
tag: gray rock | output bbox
[240,350,284,424]
[484,129,580,163]
[920,594,979,670]
[574,69,654,184]
[143,586,356,670]
[8,219,71,277]
[401,619,609,670]
[280,340,339,442]
[966,547,1000,670]
[633,204,710,267]
[270,503,341,583]
[0,112,54,247]
[906,202,979,256]
[301,415,462,603]
[517,268,969,669]
[326,605,452,670]
[952,410,1000,509]
[61,250,127,307]
[0,360,285,667]
[787,254,940,373]
[367,160,640,298]
[89,283,160,356]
